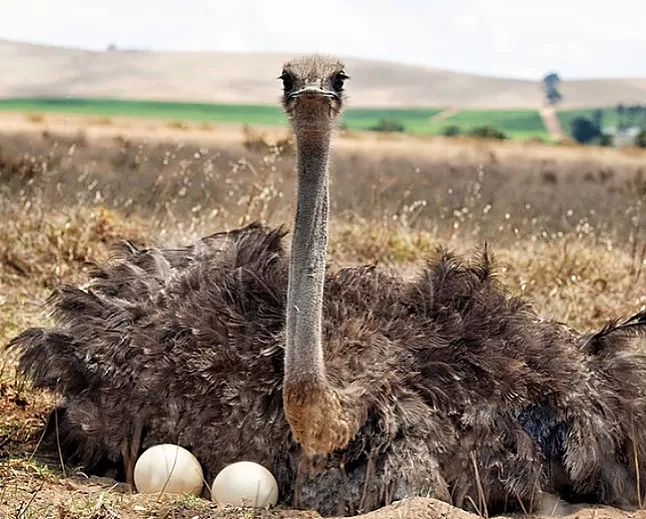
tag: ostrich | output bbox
[8,54,646,517]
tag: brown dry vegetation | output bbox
[3,125,646,519]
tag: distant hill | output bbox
[1,39,645,109]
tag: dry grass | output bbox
[23,113,45,124]
[167,120,190,131]
[86,116,114,127]
[2,127,646,518]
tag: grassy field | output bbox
[2,96,637,140]
[427,109,549,139]
[0,97,618,140]
[2,125,646,517]
[557,107,620,131]
[0,98,450,135]
[0,97,289,125]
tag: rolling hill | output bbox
[1,39,645,109]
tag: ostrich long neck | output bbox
[285,129,331,385]
[282,103,361,457]
[283,126,363,456]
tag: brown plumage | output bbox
[7,55,646,517]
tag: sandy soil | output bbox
[540,105,566,141]
[4,463,646,519]
[5,468,646,519]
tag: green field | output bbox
[0,97,289,125]
[0,97,625,141]
[0,98,445,133]
[425,110,548,139]
[556,108,621,132]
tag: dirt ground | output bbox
[6,470,646,519]
[3,116,646,518]
[3,377,646,519]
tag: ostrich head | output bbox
[280,55,348,132]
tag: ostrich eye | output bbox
[279,71,294,92]
[332,72,348,92]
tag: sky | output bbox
[1,0,644,80]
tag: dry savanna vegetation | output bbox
[2,119,646,519]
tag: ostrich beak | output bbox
[284,84,342,129]
[288,86,340,102]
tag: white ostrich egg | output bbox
[211,461,279,508]
[134,444,204,496]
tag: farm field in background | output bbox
[0,96,628,140]
[556,108,620,130]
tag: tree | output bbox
[627,104,644,127]
[570,116,600,144]
[617,103,626,130]
[632,104,646,127]
[543,73,560,89]
[599,133,614,147]
[592,109,604,132]
[546,88,562,105]
[542,72,563,106]
[637,129,646,149]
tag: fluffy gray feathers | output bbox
[8,222,646,516]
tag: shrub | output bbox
[25,112,45,124]
[636,129,646,148]
[242,125,294,155]
[570,116,600,144]
[442,125,461,137]
[369,119,405,133]
[468,125,507,140]
[87,116,113,126]
[167,120,189,130]
[599,133,614,147]
[0,146,48,183]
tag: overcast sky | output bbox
[1,0,644,80]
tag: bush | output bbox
[167,120,189,130]
[599,133,614,147]
[637,129,646,148]
[369,119,405,133]
[0,146,51,183]
[25,112,45,123]
[468,125,507,140]
[441,125,461,137]
[242,124,294,155]
[570,116,600,144]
